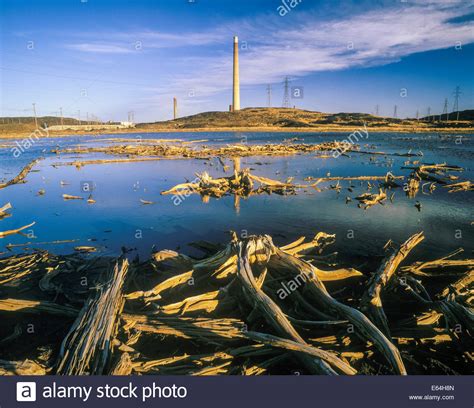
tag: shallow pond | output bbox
[0,131,472,263]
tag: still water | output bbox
[0,131,472,263]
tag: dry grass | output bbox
[1,108,473,139]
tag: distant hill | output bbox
[0,116,119,137]
[144,108,390,129]
[0,116,101,126]
[419,109,474,121]
[142,107,474,130]
[1,108,473,137]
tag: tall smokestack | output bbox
[232,36,240,111]
[173,97,178,119]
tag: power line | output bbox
[441,98,449,122]
[32,103,38,129]
[452,86,462,121]
[266,85,272,108]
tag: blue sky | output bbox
[1,0,473,122]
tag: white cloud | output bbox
[66,43,134,54]
[143,0,473,112]
[63,1,474,116]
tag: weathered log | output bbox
[353,150,423,157]
[56,259,129,375]
[304,174,404,182]
[0,159,40,190]
[109,352,133,375]
[157,288,235,316]
[245,331,357,375]
[122,315,246,344]
[355,188,387,209]
[74,246,97,253]
[400,248,473,276]
[0,202,12,218]
[266,237,407,374]
[360,232,424,337]
[161,169,304,198]
[282,232,335,256]
[403,163,464,186]
[62,194,83,200]
[126,234,361,306]
[53,157,163,168]
[0,359,46,375]
[126,244,237,302]
[444,181,473,193]
[236,238,341,375]
[5,239,79,249]
[406,176,420,198]
[0,251,49,285]
[0,221,35,239]
[0,298,78,316]
[54,141,360,160]
[438,269,473,298]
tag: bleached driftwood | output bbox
[0,159,40,190]
[56,259,129,375]
[360,232,424,337]
[0,222,35,239]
